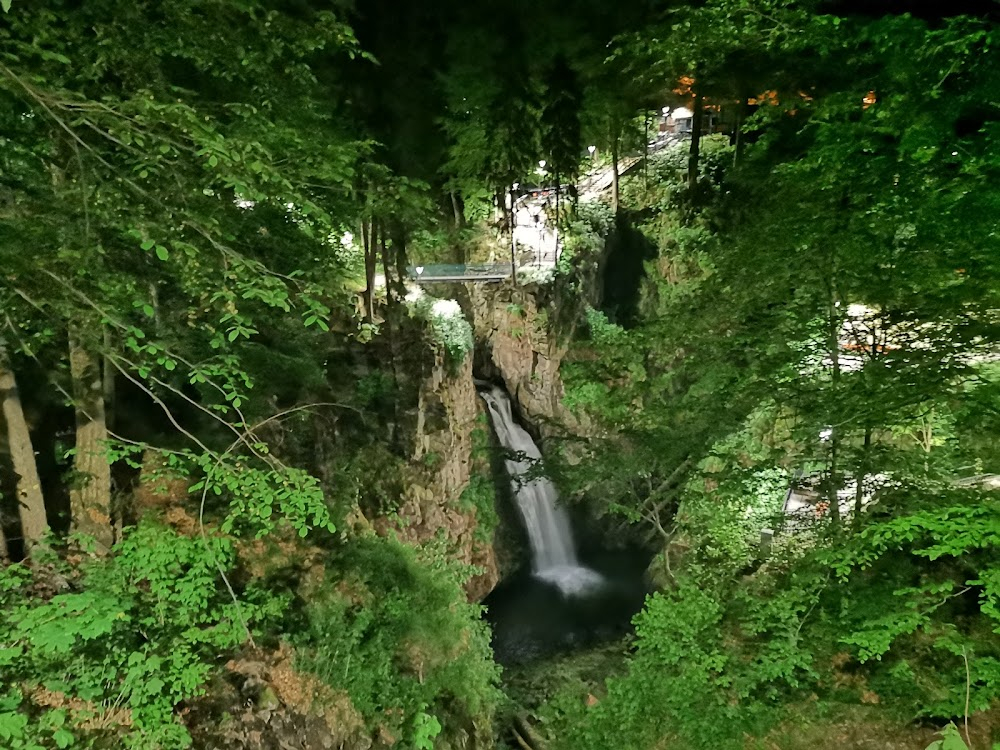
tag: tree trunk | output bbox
[688,89,704,189]
[644,110,650,192]
[68,324,113,549]
[853,426,872,529]
[378,219,394,304]
[450,191,464,228]
[378,225,404,451]
[611,136,620,215]
[390,219,409,300]
[554,174,560,263]
[0,348,48,550]
[733,95,750,167]
[102,340,115,432]
[362,219,376,322]
[826,294,843,529]
[509,187,518,284]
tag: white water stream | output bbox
[480,387,602,595]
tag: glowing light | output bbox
[431,299,462,318]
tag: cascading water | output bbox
[479,386,602,595]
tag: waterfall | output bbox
[480,386,602,595]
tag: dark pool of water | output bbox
[483,548,651,665]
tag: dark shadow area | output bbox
[484,546,651,666]
[599,213,658,328]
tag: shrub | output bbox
[0,522,284,749]
[409,296,474,367]
[294,536,501,746]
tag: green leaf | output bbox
[926,724,969,750]
[140,239,155,251]
[155,245,169,261]
[0,711,28,739]
[52,727,73,748]
[1,0,11,14]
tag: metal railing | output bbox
[407,263,514,282]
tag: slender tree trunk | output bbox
[363,219,376,322]
[611,135,620,214]
[102,330,115,433]
[378,219,394,304]
[378,224,404,450]
[0,347,48,550]
[103,333,123,544]
[450,191,464,228]
[853,426,872,529]
[644,110,650,192]
[68,324,113,549]
[554,173,560,262]
[733,95,750,167]
[390,219,409,300]
[688,89,704,189]
[826,292,843,529]
[509,187,518,284]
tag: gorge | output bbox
[3,1,1000,748]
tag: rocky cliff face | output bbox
[379,347,498,601]
[373,280,585,602]
[468,282,585,438]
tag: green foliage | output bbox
[925,723,969,750]
[409,296,474,367]
[0,522,284,749]
[105,444,337,540]
[294,536,501,746]
[355,370,396,408]
[556,583,768,750]
[459,474,499,543]
[544,10,1000,746]
[411,711,442,749]
[632,135,734,205]
[562,201,614,262]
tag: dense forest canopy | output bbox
[2,0,1000,749]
